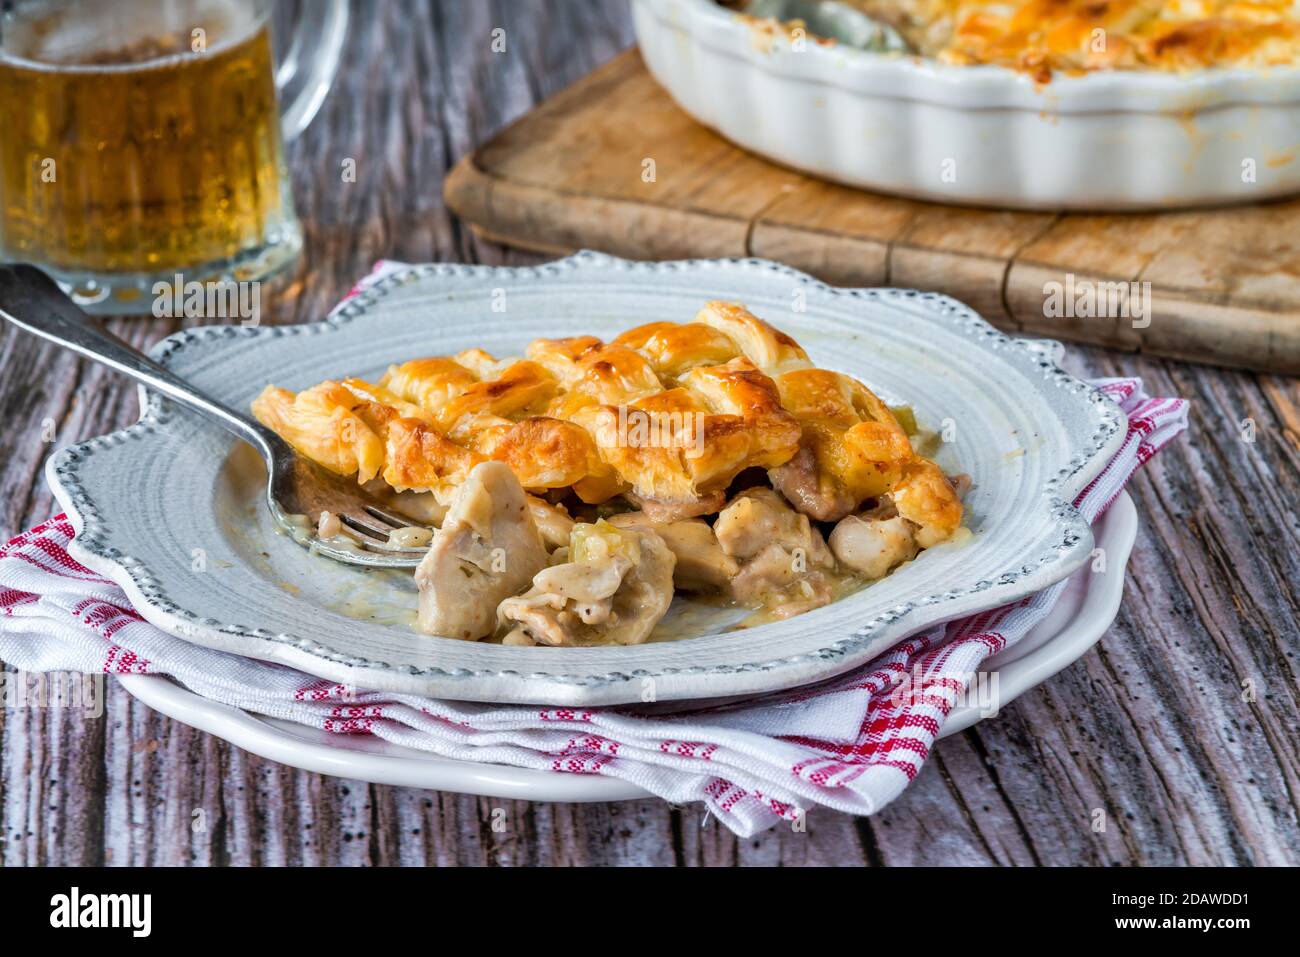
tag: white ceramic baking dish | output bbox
[632,0,1300,209]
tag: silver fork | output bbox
[0,264,430,569]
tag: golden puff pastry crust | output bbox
[252,302,960,535]
[570,359,803,504]
[524,318,806,504]
[611,321,742,379]
[251,382,386,484]
[476,416,615,499]
[381,356,556,439]
[769,367,916,520]
[695,301,811,376]
[841,0,1300,79]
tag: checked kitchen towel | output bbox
[0,376,1186,836]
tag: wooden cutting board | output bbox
[446,50,1300,375]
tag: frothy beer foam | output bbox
[2,0,262,69]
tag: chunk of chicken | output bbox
[714,488,839,617]
[376,487,448,527]
[768,445,857,522]
[624,490,726,524]
[497,521,676,646]
[526,495,575,551]
[415,462,548,640]
[829,507,919,580]
[607,512,739,592]
[368,487,569,550]
[730,544,835,620]
[714,487,834,567]
[891,461,963,549]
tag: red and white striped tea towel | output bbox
[0,376,1186,835]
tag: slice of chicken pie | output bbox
[254,301,966,644]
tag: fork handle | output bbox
[0,264,281,457]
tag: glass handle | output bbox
[275,0,350,143]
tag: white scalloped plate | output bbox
[46,252,1125,705]
[115,492,1137,801]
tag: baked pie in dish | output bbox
[252,301,965,647]
[636,0,1300,207]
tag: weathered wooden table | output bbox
[2,1,1297,866]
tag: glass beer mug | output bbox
[0,0,348,313]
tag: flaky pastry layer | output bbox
[838,0,1300,78]
[252,301,962,538]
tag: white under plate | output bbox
[47,252,1125,705]
[117,492,1136,802]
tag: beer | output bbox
[0,0,297,291]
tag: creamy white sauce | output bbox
[387,526,433,549]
